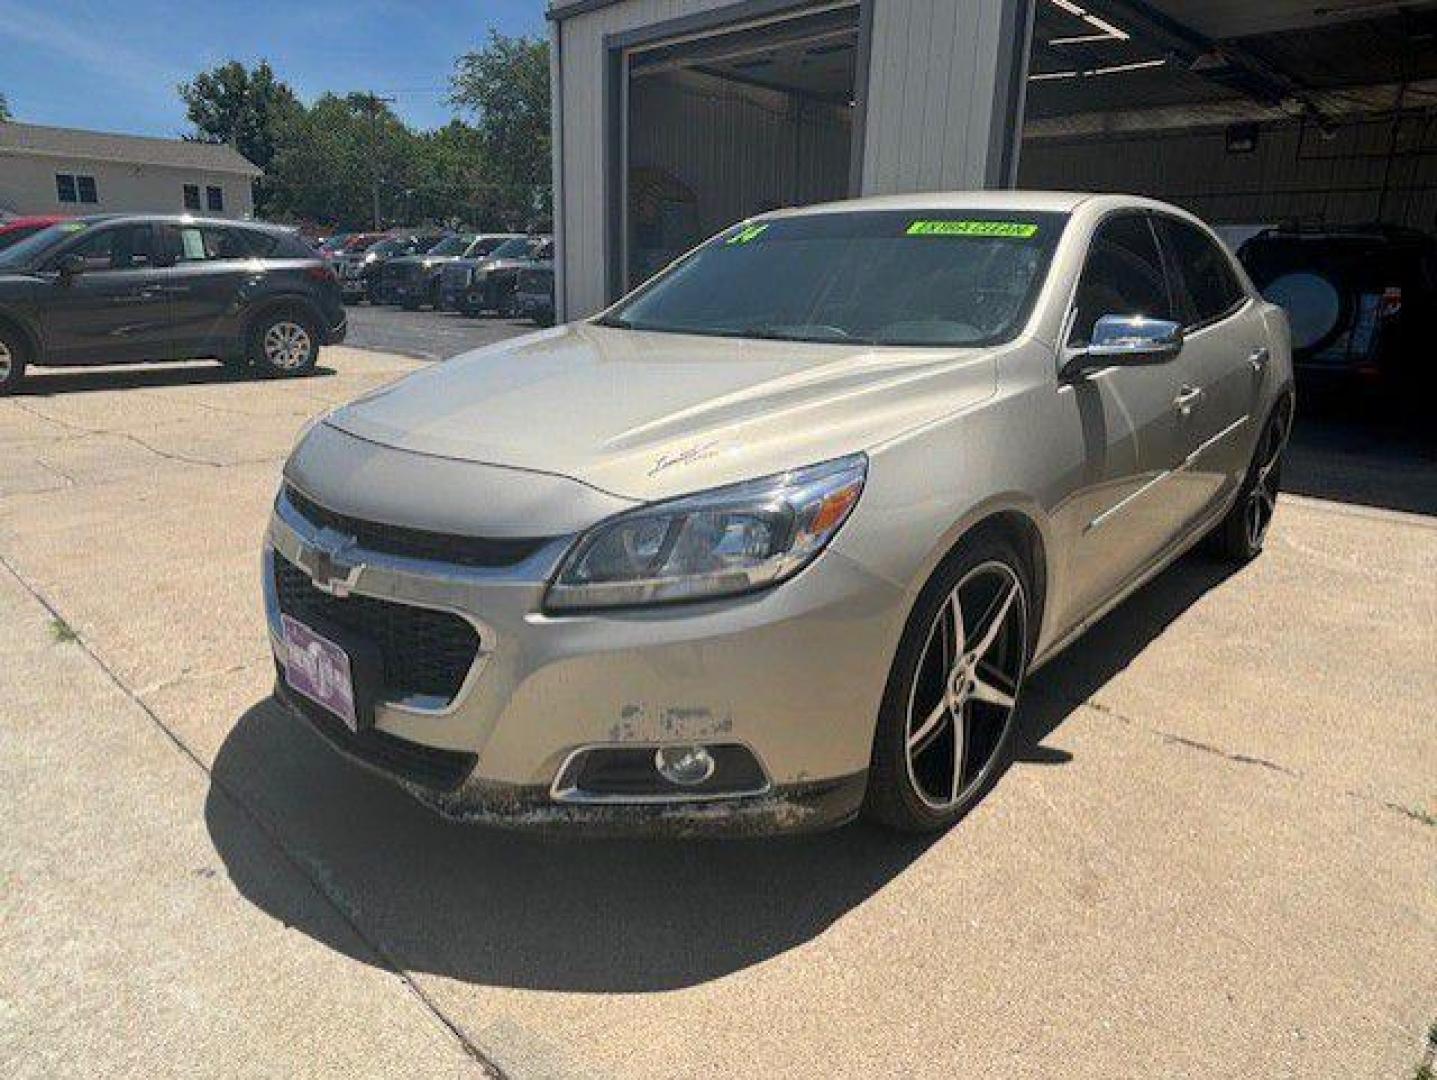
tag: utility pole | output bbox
[359,93,397,229]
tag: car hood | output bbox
[391,254,460,267]
[323,322,1001,502]
[477,257,547,274]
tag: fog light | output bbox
[654,745,716,786]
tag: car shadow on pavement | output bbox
[11,363,335,397]
[206,552,1240,994]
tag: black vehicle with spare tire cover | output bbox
[0,214,345,394]
[1237,224,1437,395]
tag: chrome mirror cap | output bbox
[1063,315,1184,378]
[1088,315,1183,358]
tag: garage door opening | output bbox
[1017,0,1437,515]
[623,5,859,289]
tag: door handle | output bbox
[1248,346,1270,372]
[1174,384,1204,416]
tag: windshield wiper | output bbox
[742,324,874,345]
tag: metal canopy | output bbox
[1028,0,1437,120]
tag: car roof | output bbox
[64,212,298,235]
[1,214,70,229]
[771,190,1100,219]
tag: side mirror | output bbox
[1063,315,1184,378]
[55,253,88,278]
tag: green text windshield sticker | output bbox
[58,222,88,232]
[906,220,1039,238]
[726,223,769,245]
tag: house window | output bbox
[183,184,201,210]
[206,186,224,212]
[56,174,99,204]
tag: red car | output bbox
[0,215,69,251]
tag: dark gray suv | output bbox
[0,214,347,394]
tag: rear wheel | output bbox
[1208,394,1294,561]
[865,533,1033,833]
[249,308,319,377]
[0,325,28,395]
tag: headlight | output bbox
[546,454,867,611]
[364,252,378,263]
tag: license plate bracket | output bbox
[281,613,383,732]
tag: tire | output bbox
[864,530,1034,833]
[0,323,28,395]
[1206,394,1295,562]
[248,307,320,377]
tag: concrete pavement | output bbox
[1,348,1433,1078]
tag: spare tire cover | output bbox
[1263,271,1342,353]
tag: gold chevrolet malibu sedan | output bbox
[263,192,1294,835]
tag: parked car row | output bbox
[0,213,346,394]
[324,227,555,323]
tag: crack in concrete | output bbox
[1053,691,1426,828]
[7,399,279,470]
[0,552,506,1078]
[133,655,272,699]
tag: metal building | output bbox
[548,0,1437,320]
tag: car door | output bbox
[1154,215,1268,507]
[39,223,175,364]
[1056,212,1212,625]
[159,223,260,357]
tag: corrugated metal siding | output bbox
[861,0,1011,194]
[1019,115,1437,231]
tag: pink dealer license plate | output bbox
[282,614,359,731]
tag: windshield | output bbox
[0,224,51,252]
[368,238,404,256]
[491,237,539,259]
[0,221,91,268]
[602,211,1068,347]
[425,235,469,256]
[467,236,511,257]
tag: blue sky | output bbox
[0,0,547,136]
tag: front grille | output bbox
[279,670,476,791]
[273,554,480,703]
[285,486,546,569]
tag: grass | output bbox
[49,616,79,644]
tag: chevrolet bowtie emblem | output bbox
[301,533,364,597]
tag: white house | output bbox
[0,122,262,220]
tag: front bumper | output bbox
[261,482,903,835]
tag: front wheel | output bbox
[249,309,319,377]
[0,324,28,395]
[1207,394,1294,562]
[865,532,1033,833]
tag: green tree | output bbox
[449,32,551,225]
[264,92,424,229]
[0,92,10,121]
[178,61,302,213]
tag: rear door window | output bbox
[1157,217,1247,326]
[1069,214,1176,346]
